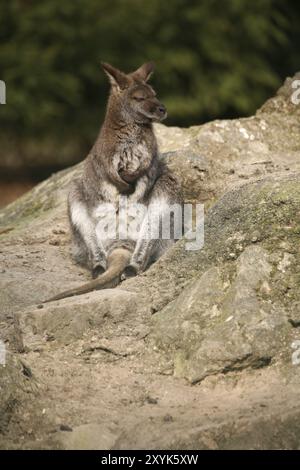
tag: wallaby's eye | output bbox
[133,96,145,101]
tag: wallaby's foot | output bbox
[121,263,139,280]
[92,263,106,279]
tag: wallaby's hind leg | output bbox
[68,190,107,277]
[123,215,176,279]
[71,224,89,266]
[122,172,183,279]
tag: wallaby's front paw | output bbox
[121,263,139,281]
[92,264,106,279]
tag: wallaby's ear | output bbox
[131,62,155,82]
[101,62,129,90]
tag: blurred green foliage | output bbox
[0,0,299,160]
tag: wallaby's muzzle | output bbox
[150,100,167,122]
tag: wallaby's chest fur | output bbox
[85,125,159,251]
[84,121,158,206]
[116,140,151,180]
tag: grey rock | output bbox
[1,74,300,449]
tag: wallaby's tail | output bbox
[43,248,131,303]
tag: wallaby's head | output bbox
[101,61,167,123]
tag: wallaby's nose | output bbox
[158,104,166,114]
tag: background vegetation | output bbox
[0,0,299,177]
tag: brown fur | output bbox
[44,61,182,303]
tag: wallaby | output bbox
[45,61,183,303]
